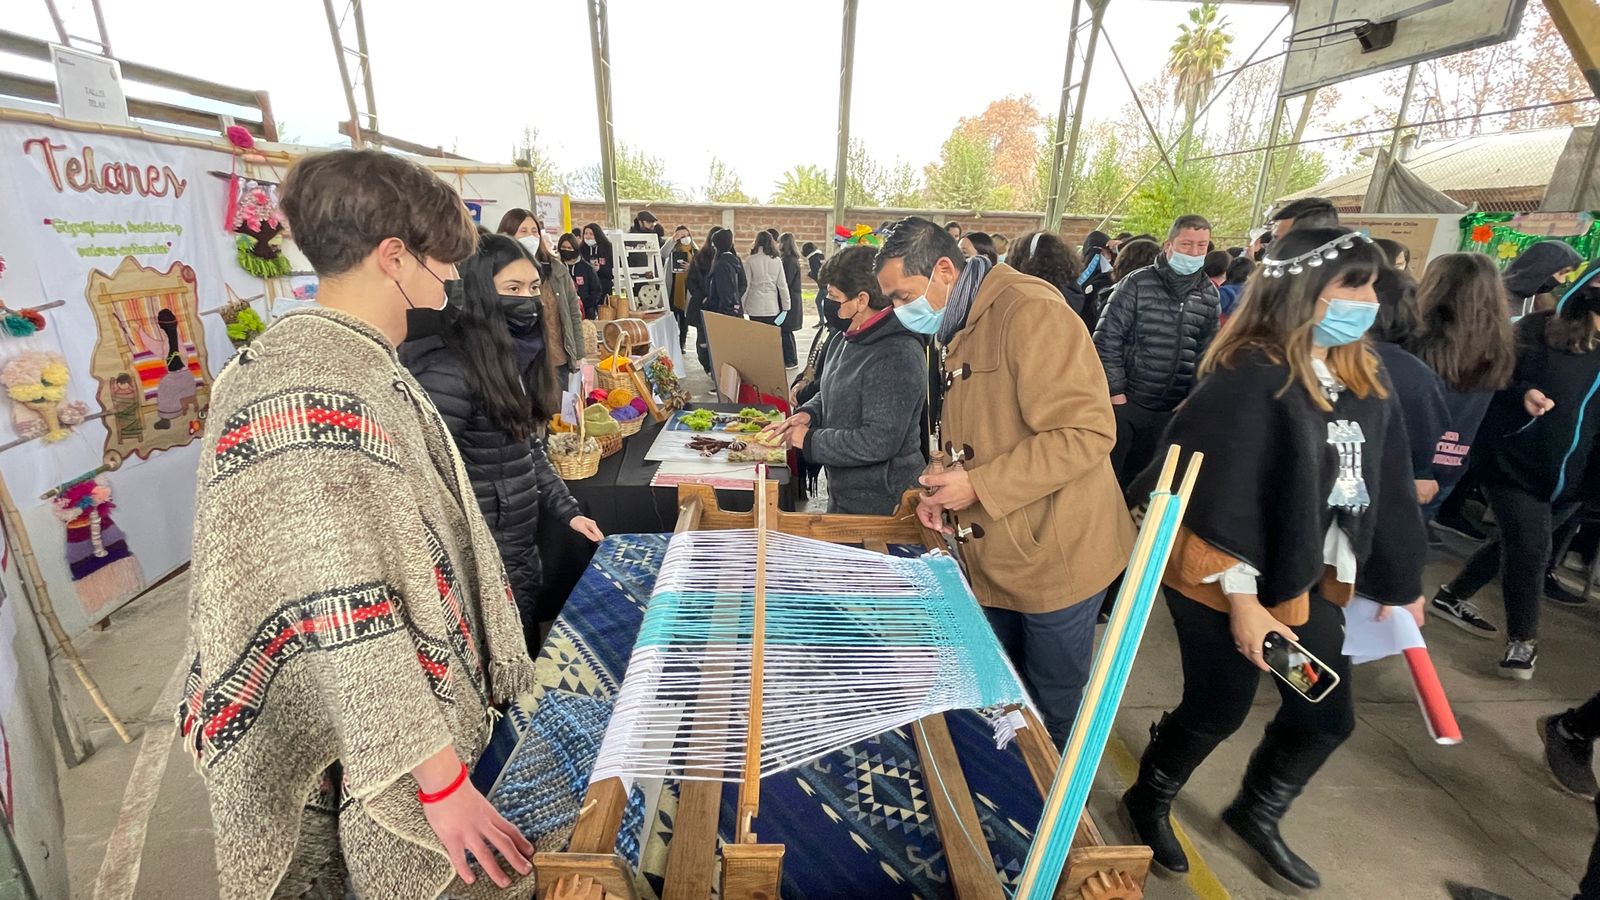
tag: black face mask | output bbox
[404,306,449,340]
[499,294,541,336]
[560,249,580,262]
[822,298,852,332]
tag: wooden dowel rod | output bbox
[736,467,769,841]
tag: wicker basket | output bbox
[580,320,600,361]
[548,409,600,480]
[597,431,623,459]
[615,415,644,437]
[597,364,633,393]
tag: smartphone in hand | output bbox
[1262,631,1341,703]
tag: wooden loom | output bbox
[534,480,1156,900]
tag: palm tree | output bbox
[770,164,833,206]
[1168,3,1234,131]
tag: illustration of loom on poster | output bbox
[85,257,212,464]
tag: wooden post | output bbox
[736,469,769,841]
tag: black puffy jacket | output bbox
[1092,259,1220,411]
[400,335,581,641]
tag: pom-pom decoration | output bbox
[224,125,255,149]
[2,351,89,442]
[1470,224,1494,244]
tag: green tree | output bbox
[1167,4,1233,137]
[881,161,925,208]
[771,164,833,205]
[513,127,565,193]
[925,130,1010,212]
[1067,126,1131,215]
[846,138,881,206]
[572,143,677,201]
[705,157,753,204]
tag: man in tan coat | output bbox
[876,216,1135,746]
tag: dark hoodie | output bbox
[1474,271,1600,502]
[1504,240,1582,316]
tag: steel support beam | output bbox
[1248,96,1286,227]
[831,0,860,251]
[1046,0,1108,229]
[588,0,620,227]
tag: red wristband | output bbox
[417,763,469,804]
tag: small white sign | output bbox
[50,44,129,126]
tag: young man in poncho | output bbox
[177,150,537,899]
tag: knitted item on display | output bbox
[50,475,144,616]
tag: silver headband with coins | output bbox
[1260,231,1371,279]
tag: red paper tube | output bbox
[1403,646,1461,745]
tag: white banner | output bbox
[0,121,252,632]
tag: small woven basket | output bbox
[548,406,600,480]
[615,415,644,437]
[596,431,623,459]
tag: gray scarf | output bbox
[937,255,993,344]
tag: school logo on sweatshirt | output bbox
[1326,420,1370,514]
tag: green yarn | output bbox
[235,236,291,279]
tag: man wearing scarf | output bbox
[875,216,1135,747]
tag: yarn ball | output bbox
[629,398,648,414]
[225,125,255,149]
[605,388,635,409]
[587,389,611,405]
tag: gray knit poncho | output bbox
[176,307,537,899]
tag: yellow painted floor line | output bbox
[1104,731,1232,900]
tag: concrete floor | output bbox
[52,315,1600,899]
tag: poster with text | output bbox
[0,121,250,631]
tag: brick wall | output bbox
[565,199,1105,250]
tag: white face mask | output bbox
[584,238,597,249]
[679,237,692,246]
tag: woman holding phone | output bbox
[1121,228,1426,890]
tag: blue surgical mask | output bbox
[1312,298,1379,347]
[895,295,944,335]
[1167,251,1205,276]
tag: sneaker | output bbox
[1434,509,1488,542]
[1429,587,1498,639]
[1539,713,1599,798]
[1497,639,1537,680]
[1545,570,1590,606]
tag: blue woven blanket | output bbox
[488,534,1049,899]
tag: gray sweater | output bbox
[800,312,927,515]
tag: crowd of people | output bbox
[179,148,1600,898]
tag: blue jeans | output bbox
[985,591,1105,749]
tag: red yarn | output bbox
[225,125,255,149]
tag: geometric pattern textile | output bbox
[489,534,1047,898]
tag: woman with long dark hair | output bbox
[1007,230,1087,320]
[401,233,604,652]
[699,228,747,371]
[1433,267,1600,676]
[1403,253,1516,518]
[778,232,805,367]
[559,232,605,319]
[686,226,723,373]
[1122,228,1424,889]
[580,222,614,297]
[513,216,584,380]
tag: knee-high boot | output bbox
[1121,712,1228,874]
[1221,722,1345,890]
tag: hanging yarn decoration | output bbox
[0,257,47,338]
[218,298,266,348]
[229,178,291,279]
[50,475,145,617]
[2,351,89,442]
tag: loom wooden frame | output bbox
[533,485,1152,900]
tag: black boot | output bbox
[1221,728,1341,890]
[1121,713,1224,875]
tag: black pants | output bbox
[1111,402,1174,490]
[672,306,689,348]
[1447,481,1578,641]
[1165,589,1355,784]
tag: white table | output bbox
[642,312,684,374]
